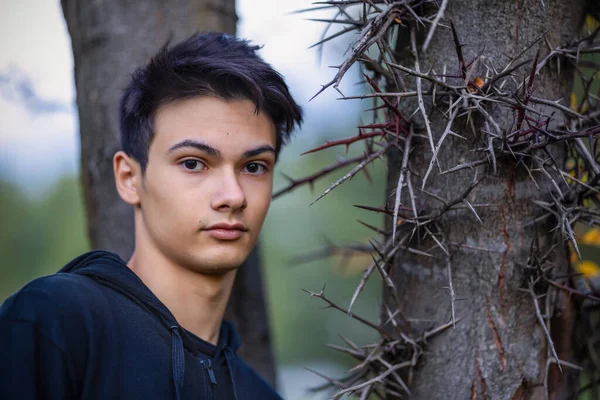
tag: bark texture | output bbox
[387,1,584,398]
[61,0,277,385]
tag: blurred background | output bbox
[0,1,385,398]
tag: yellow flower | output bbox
[577,260,600,279]
[582,228,600,246]
[570,93,577,111]
[585,15,599,31]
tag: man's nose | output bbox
[210,170,247,212]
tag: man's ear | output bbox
[113,151,142,206]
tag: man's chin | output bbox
[195,263,240,276]
[181,253,247,276]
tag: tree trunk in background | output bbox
[61,0,277,386]
[387,1,584,398]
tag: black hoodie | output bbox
[0,251,282,400]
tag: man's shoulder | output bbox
[0,271,103,323]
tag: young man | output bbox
[0,33,302,399]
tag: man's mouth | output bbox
[203,222,247,240]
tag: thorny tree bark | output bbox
[388,1,583,399]
[61,0,277,385]
[284,0,600,399]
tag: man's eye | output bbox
[243,163,267,174]
[181,160,206,171]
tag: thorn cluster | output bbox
[275,1,600,397]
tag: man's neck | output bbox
[127,248,236,345]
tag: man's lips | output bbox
[203,222,247,240]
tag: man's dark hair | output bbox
[120,32,303,171]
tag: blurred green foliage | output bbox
[0,177,90,299]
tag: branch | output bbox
[392,128,414,242]
[310,145,390,205]
[272,154,366,199]
[422,0,449,52]
[303,285,393,340]
[528,281,562,373]
[301,130,387,155]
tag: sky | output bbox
[0,0,77,190]
[0,0,364,195]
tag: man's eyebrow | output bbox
[243,145,276,158]
[167,140,221,158]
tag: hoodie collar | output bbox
[60,250,241,356]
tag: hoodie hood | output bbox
[59,250,242,400]
[59,250,241,354]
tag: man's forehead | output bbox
[151,97,277,151]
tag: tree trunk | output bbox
[387,1,584,398]
[61,0,277,386]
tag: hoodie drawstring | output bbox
[171,326,185,400]
[223,346,239,400]
[171,326,240,400]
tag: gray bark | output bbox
[387,1,584,398]
[61,0,277,386]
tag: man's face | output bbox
[136,96,276,274]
